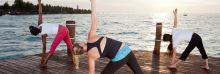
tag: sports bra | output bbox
[87,37,104,56]
[87,36,122,59]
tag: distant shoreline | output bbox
[1,11,91,16]
[0,13,90,16]
[0,0,91,16]
[1,12,90,15]
[0,9,91,16]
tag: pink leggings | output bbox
[49,25,73,55]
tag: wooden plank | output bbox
[4,60,37,74]
[75,61,89,74]
[19,57,64,74]
[13,57,57,74]
[0,66,14,74]
[0,61,24,74]
[26,56,65,67]
[30,57,71,74]
[24,56,63,69]
[5,59,44,74]
[1,51,220,74]
[26,56,90,74]
[24,56,88,74]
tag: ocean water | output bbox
[0,13,220,60]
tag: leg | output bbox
[101,62,125,74]
[179,39,198,61]
[63,31,78,68]
[126,52,143,74]
[196,37,209,70]
[197,37,208,59]
[63,31,74,57]
[42,32,65,67]
[101,55,129,74]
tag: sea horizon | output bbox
[0,12,220,60]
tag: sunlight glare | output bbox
[153,13,169,23]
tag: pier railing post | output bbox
[66,21,76,55]
[66,20,79,69]
[66,20,76,45]
[153,23,162,55]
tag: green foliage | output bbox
[0,0,91,15]
[3,1,10,12]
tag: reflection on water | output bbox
[0,13,220,60]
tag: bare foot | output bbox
[201,66,210,70]
[169,61,173,65]
[167,64,176,69]
[169,59,178,65]
[39,64,47,68]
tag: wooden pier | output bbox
[0,51,219,74]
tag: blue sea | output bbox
[0,13,220,60]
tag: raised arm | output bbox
[88,0,98,39]
[38,0,46,67]
[38,0,43,25]
[173,8,177,28]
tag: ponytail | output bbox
[167,40,173,57]
[163,34,173,57]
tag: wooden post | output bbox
[66,20,79,69]
[66,20,76,45]
[153,23,162,55]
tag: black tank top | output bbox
[87,37,122,59]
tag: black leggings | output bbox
[101,52,143,74]
[179,33,208,61]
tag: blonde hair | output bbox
[74,43,85,55]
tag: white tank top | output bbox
[172,28,193,48]
[39,23,59,35]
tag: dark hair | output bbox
[74,43,84,55]
[29,26,40,36]
[163,34,172,41]
[163,34,173,57]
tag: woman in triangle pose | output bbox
[29,0,74,68]
[163,8,210,70]
[74,0,143,74]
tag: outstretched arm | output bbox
[38,0,43,25]
[88,0,98,39]
[88,56,95,74]
[38,0,46,67]
[39,34,47,67]
[171,48,177,64]
[173,8,177,28]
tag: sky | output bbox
[1,0,220,13]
